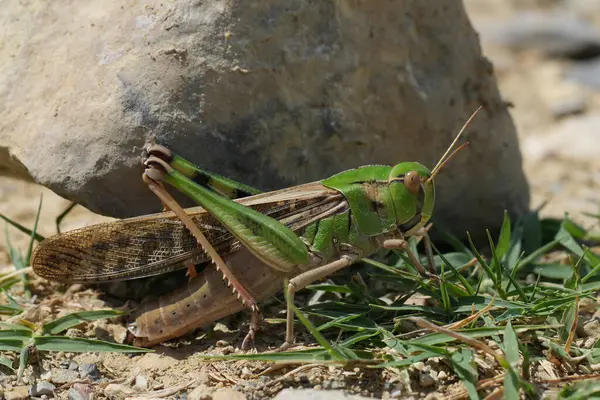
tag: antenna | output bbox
[426,106,482,183]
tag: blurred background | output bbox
[2,0,600,264]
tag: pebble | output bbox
[29,381,56,397]
[213,388,247,400]
[104,383,136,398]
[567,58,600,89]
[4,386,29,400]
[60,360,79,370]
[240,366,252,378]
[71,383,93,400]
[188,384,213,400]
[479,11,600,59]
[68,388,88,400]
[78,363,101,380]
[523,114,600,161]
[412,362,425,371]
[135,353,178,370]
[274,389,373,399]
[437,371,448,380]
[133,374,149,391]
[549,96,586,118]
[419,373,436,388]
[50,368,80,384]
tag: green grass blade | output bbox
[0,339,26,351]
[503,320,521,400]
[0,355,14,372]
[466,232,497,285]
[17,345,29,382]
[0,214,45,242]
[408,325,554,347]
[55,201,77,234]
[487,230,505,293]
[33,336,151,353]
[25,194,43,265]
[197,349,346,363]
[285,279,345,360]
[451,348,478,400]
[495,210,512,260]
[0,329,33,340]
[433,244,474,295]
[42,310,126,335]
[519,211,542,254]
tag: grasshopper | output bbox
[31,108,480,348]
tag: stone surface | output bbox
[29,381,56,397]
[522,114,600,161]
[213,388,247,400]
[567,57,600,89]
[478,11,600,58]
[68,384,93,400]
[0,0,528,237]
[273,389,371,400]
[78,363,101,380]
[4,386,29,400]
[50,368,80,384]
[188,384,214,400]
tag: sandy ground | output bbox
[1,1,600,399]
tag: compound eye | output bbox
[404,171,421,195]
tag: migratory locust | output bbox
[32,108,481,348]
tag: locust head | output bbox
[388,106,481,236]
[388,162,434,236]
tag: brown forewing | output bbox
[32,182,343,283]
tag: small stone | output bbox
[72,384,93,400]
[419,373,436,388]
[5,386,29,400]
[213,388,247,400]
[215,340,229,347]
[273,388,372,399]
[330,380,346,390]
[212,323,232,333]
[549,97,586,118]
[391,389,403,399]
[133,374,149,391]
[78,363,100,380]
[104,383,135,398]
[567,58,600,89]
[412,362,425,371]
[437,371,447,380]
[134,353,178,370]
[29,381,56,397]
[68,361,79,370]
[240,367,252,378]
[480,11,600,58]
[50,368,80,384]
[68,388,88,400]
[188,384,214,400]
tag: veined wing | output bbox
[32,182,344,283]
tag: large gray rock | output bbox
[0,0,529,237]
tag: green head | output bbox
[388,162,435,235]
[387,106,481,236]
[321,107,480,239]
